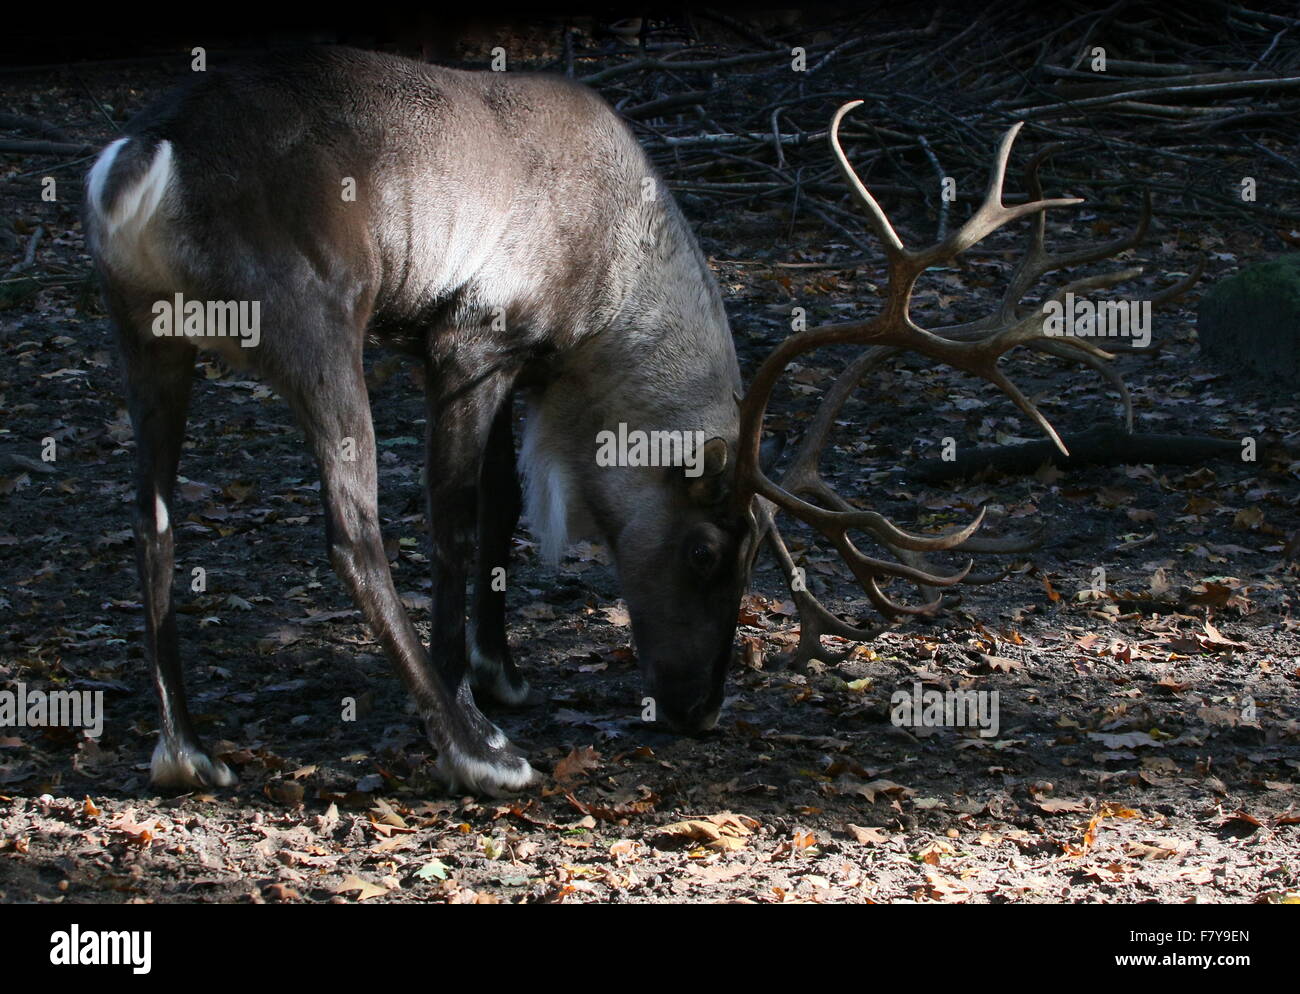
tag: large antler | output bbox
[739,100,1196,662]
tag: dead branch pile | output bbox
[559,3,1300,243]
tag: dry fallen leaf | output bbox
[334,874,390,901]
[553,746,602,784]
[264,780,305,805]
[1036,797,1090,815]
[684,862,750,884]
[917,839,955,864]
[1219,809,1263,832]
[977,653,1022,673]
[599,603,631,627]
[106,812,159,848]
[658,812,758,852]
[922,869,970,903]
[846,824,889,845]
[1127,837,1188,860]
[848,779,914,803]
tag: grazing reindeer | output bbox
[87,47,1170,796]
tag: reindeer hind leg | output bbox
[117,307,236,790]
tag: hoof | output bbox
[435,734,539,797]
[150,738,237,790]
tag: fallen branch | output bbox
[580,48,795,86]
[0,113,72,141]
[0,139,93,155]
[1007,75,1300,117]
[909,427,1243,484]
[622,89,713,119]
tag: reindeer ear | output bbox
[701,436,728,476]
[686,436,729,504]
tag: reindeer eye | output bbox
[690,543,715,572]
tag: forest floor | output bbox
[2,37,1299,905]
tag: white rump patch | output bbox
[86,138,175,268]
[86,136,128,217]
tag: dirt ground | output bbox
[2,52,1299,906]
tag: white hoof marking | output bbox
[151,738,237,790]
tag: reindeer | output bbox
[85,47,1180,795]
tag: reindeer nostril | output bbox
[657,692,723,735]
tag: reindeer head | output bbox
[606,433,783,733]
[522,369,781,735]
[528,100,1193,737]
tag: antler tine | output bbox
[829,100,906,259]
[965,258,1172,440]
[986,143,1064,327]
[763,515,885,668]
[830,103,1084,289]
[933,189,1152,342]
[999,151,1151,325]
[911,122,1083,269]
[1021,149,1152,279]
[883,515,1044,614]
[1047,190,1152,272]
[765,341,1051,643]
[862,510,987,552]
[777,349,990,552]
[864,575,943,616]
[836,526,975,587]
[947,515,1045,555]
[1032,339,1134,431]
[947,263,1147,387]
[761,345,983,646]
[983,362,1068,454]
[928,175,1156,434]
[766,469,989,554]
